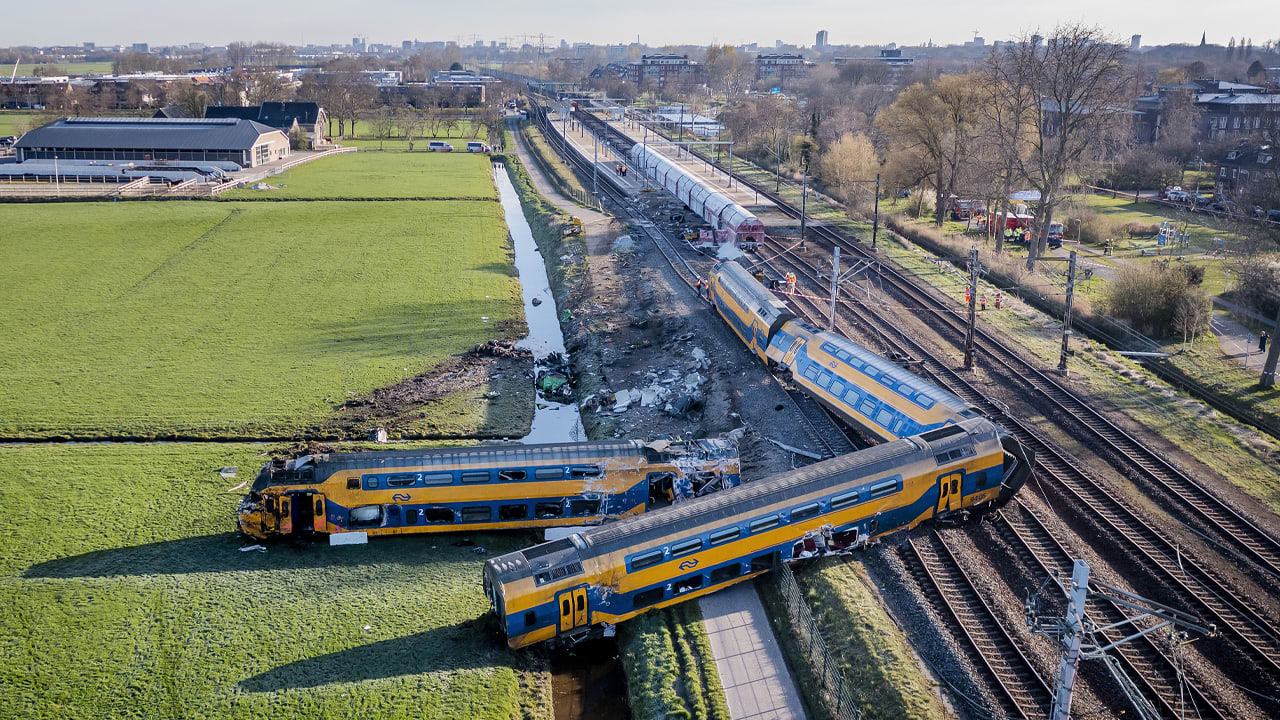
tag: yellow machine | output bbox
[562,216,584,237]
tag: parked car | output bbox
[427,141,454,152]
[1160,185,1183,200]
[466,141,491,153]
[1165,189,1189,203]
[1268,210,1280,224]
[1208,200,1237,215]
[1047,221,1065,249]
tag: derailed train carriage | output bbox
[485,417,1033,648]
[238,439,740,541]
[627,143,765,249]
[708,260,982,441]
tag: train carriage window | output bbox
[499,504,529,521]
[859,398,877,417]
[387,474,417,487]
[710,565,741,584]
[424,507,455,523]
[349,505,383,527]
[569,499,601,516]
[387,506,401,522]
[892,418,906,435]
[749,515,780,534]
[536,502,564,518]
[347,477,360,490]
[535,468,565,480]
[844,388,862,404]
[670,538,703,558]
[633,587,666,609]
[817,372,833,389]
[461,507,492,523]
[631,550,665,571]
[919,425,966,442]
[829,380,845,397]
[422,473,453,486]
[709,527,740,546]
[869,479,899,499]
[790,503,821,522]
[674,575,704,593]
[863,366,880,380]
[499,469,527,481]
[876,409,895,428]
[831,490,859,509]
[405,508,420,525]
[749,553,776,572]
[365,477,379,489]
[462,471,490,484]
[802,365,820,381]
[524,611,538,627]
[569,466,602,479]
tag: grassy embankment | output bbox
[759,562,946,720]
[0,151,528,441]
[0,443,551,720]
[517,121,592,208]
[618,604,731,720]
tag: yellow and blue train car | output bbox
[485,418,1034,648]
[708,259,794,363]
[237,439,740,541]
[708,261,978,441]
[766,320,980,440]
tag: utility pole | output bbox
[1049,560,1089,720]
[591,128,598,208]
[775,135,782,192]
[872,173,880,250]
[964,246,978,369]
[1261,300,1280,388]
[1059,250,1077,375]
[799,167,808,248]
[828,246,840,331]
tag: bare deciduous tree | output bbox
[819,133,880,212]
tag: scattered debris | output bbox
[472,546,487,554]
[612,235,636,253]
[531,296,543,306]
[219,467,238,479]
[368,426,389,443]
[239,544,266,553]
[767,438,823,460]
[665,393,704,419]
[612,389,634,412]
[473,339,525,358]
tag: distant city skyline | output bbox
[2,1,1272,51]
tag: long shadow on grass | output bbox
[238,619,511,691]
[304,301,520,360]
[23,532,533,579]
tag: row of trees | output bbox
[362,104,503,149]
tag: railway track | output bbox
[758,235,1280,689]
[903,532,1053,720]
[526,106,856,462]
[558,105,1279,709]
[574,107,1280,585]
[993,504,1227,720]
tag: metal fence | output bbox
[771,562,861,720]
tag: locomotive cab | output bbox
[237,457,325,540]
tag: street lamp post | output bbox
[54,154,60,198]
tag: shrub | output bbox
[1103,262,1210,338]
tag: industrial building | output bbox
[13,116,290,168]
[204,102,328,148]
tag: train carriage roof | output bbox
[305,440,648,474]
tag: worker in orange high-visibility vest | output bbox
[995,291,1003,309]
[786,272,797,292]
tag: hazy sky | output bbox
[4,0,1272,50]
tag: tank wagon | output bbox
[627,143,765,249]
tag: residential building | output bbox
[755,54,814,88]
[1133,80,1279,143]
[626,54,704,90]
[204,102,328,147]
[1215,142,1275,198]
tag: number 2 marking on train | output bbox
[392,493,411,502]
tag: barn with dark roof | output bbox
[14,116,291,168]
[204,102,328,148]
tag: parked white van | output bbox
[467,141,491,153]
[428,141,454,152]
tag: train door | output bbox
[556,585,590,634]
[288,491,324,534]
[936,472,963,516]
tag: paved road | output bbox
[700,583,807,720]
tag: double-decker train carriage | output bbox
[485,417,1033,648]
[709,260,979,440]
[627,143,765,249]
[237,439,741,541]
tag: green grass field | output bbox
[0,198,523,439]
[21,61,116,75]
[229,151,495,200]
[0,443,550,720]
[338,119,488,152]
